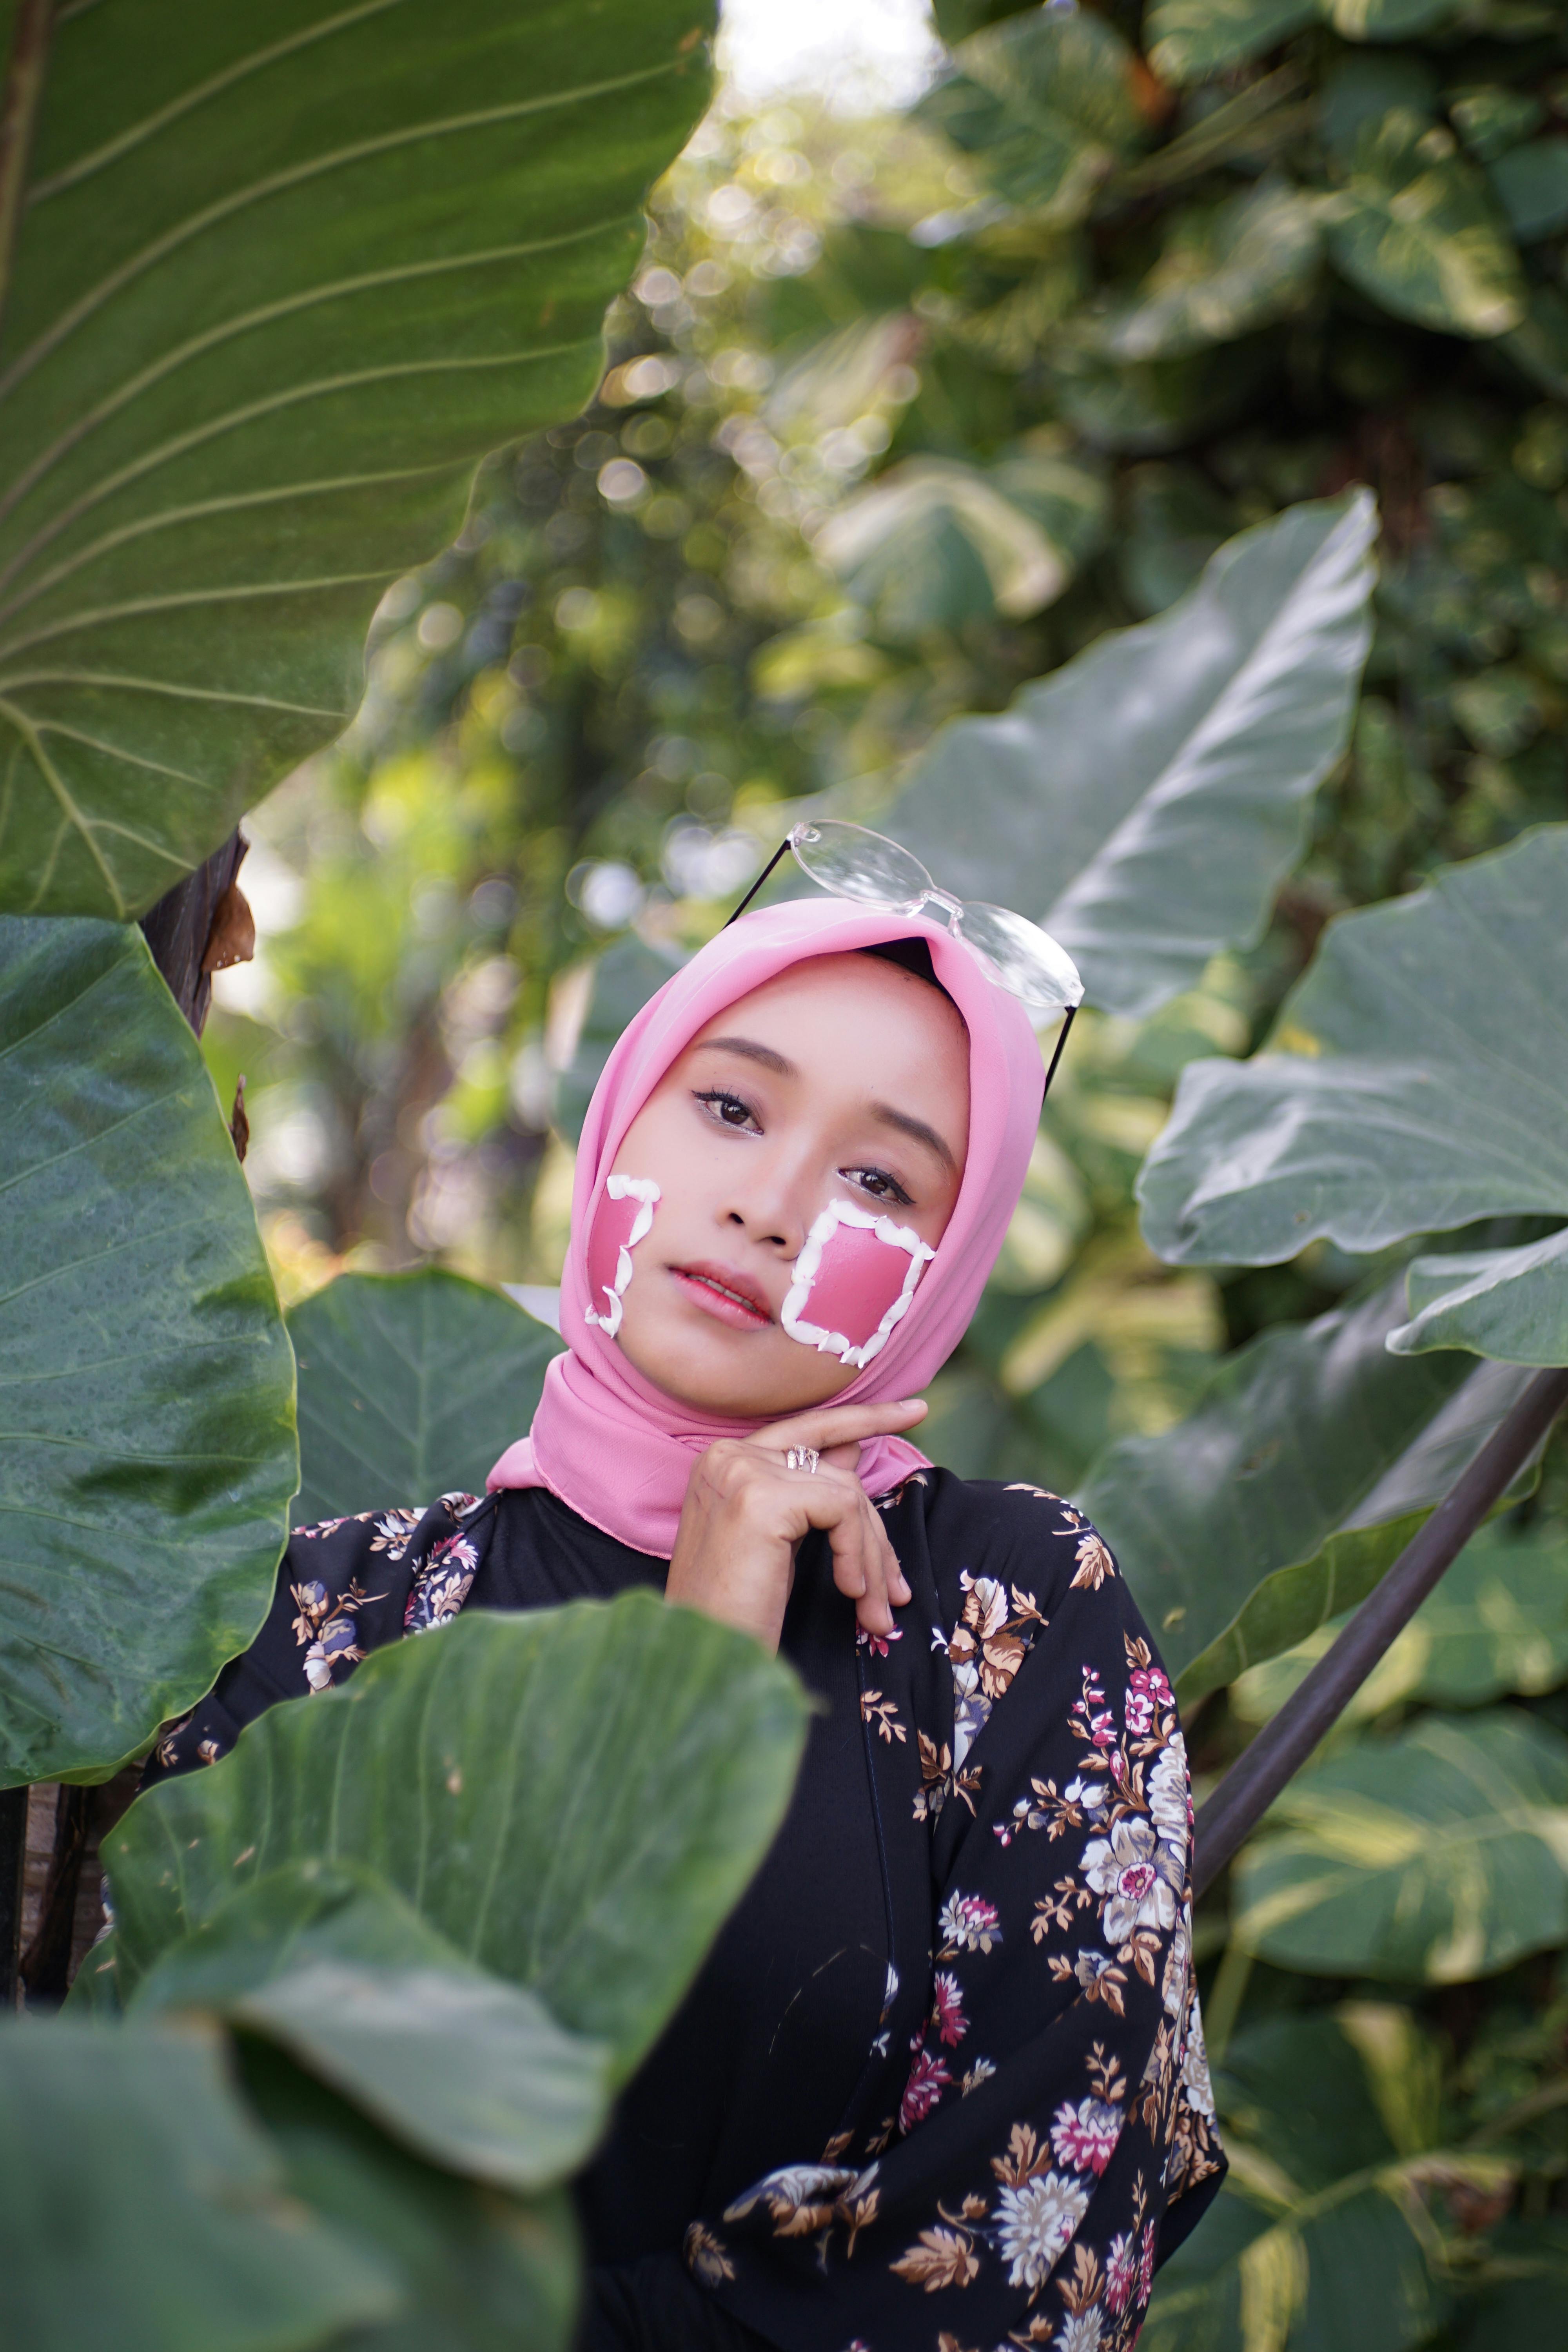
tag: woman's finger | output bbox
[752,1397,928,1456]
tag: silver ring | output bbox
[785,1446,820,1475]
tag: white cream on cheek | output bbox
[780,1198,935,1370]
[583,1174,661,1338]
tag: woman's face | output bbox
[600,952,970,1417]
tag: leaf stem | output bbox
[0,0,52,352]
[1192,1365,1568,1898]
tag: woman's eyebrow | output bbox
[696,1035,796,1076]
[873,1102,956,1172]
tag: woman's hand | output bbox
[665,1399,927,1653]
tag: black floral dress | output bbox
[150,1470,1224,2352]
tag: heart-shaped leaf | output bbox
[917,6,1144,221]
[134,1860,612,2196]
[0,0,714,918]
[0,915,295,1784]
[885,491,1377,1018]
[1082,1278,1532,1706]
[1144,0,1316,88]
[1138,828,1568,1287]
[1324,110,1526,338]
[1234,1708,1568,1981]
[0,2018,395,2352]
[1096,180,1323,361]
[107,1594,810,2079]
[290,1269,557,1525]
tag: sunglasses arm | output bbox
[722,836,793,929]
[1041,1003,1077,1104]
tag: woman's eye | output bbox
[695,1089,759,1131]
[844,1166,913,1209]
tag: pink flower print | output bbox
[1088,1708,1118,1749]
[1049,2094,1123,2178]
[938,1892,1002,1954]
[1123,1686,1153,1737]
[1082,1817,1182,1943]
[1137,2219,1158,2310]
[931,1970,967,2048]
[1105,2230,1138,2315]
[899,2039,953,2133]
[1132,1664,1173,1711]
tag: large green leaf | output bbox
[1082,1278,1528,1705]
[1145,2008,1482,2352]
[0,0,715,919]
[134,1860,612,2196]
[1144,0,1316,87]
[107,1594,810,2078]
[0,2018,394,2352]
[0,915,295,1784]
[1139,830,1568,1298]
[1234,1708,1568,1980]
[817,452,1109,637]
[885,492,1376,1018]
[1231,1517,1568,1723]
[1324,111,1526,339]
[917,5,1144,223]
[1490,138,1568,244]
[1390,1228,1568,1365]
[289,1268,557,1524]
[241,2044,581,2352]
[1097,181,1323,361]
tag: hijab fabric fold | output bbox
[487,900,1046,1556]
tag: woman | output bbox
[151,893,1224,2352]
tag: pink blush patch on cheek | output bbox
[584,1175,660,1339]
[781,1200,935,1370]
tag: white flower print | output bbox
[993,2170,1090,2290]
[1182,1999,1216,2120]
[938,1891,1002,1954]
[1162,1906,1192,2018]
[1147,1731,1191,1856]
[1082,1816,1182,1944]
[1055,2312,1103,2352]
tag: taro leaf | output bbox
[1048,336,1275,456]
[886,491,1376,1019]
[0,916,295,1786]
[0,0,715,920]
[133,1860,611,2196]
[289,1269,557,1525]
[239,2043,581,2352]
[1096,181,1323,361]
[1503,284,1568,402]
[1145,0,1316,87]
[1234,1708,1568,1981]
[1490,140,1568,243]
[1390,1228,1568,1365]
[1080,1279,1534,1706]
[1456,2219,1568,2349]
[1139,828,1568,1285]
[1324,111,1526,339]
[1231,1517,1568,1723]
[107,1594,810,2079]
[1144,2009,1474,2352]
[916,5,1144,222]
[553,931,686,1143]
[0,2018,395,2352]
[817,453,1108,637]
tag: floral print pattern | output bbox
[147,1470,1222,2350]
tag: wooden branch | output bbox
[1192,1365,1568,1898]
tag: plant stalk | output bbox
[0,0,51,346]
[0,1784,24,2009]
[1192,1364,1568,1899]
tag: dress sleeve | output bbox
[697,1486,1224,2352]
[143,1491,495,1784]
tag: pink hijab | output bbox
[487,899,1046,1556]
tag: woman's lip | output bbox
[669,1263,774,1329]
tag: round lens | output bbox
[789,819,933,916]
[956,902,1084,1016]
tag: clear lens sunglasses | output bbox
[726,817,1084,1096]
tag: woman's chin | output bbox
[616,1313,852,1419]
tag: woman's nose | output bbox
[720,1148,815,1255]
